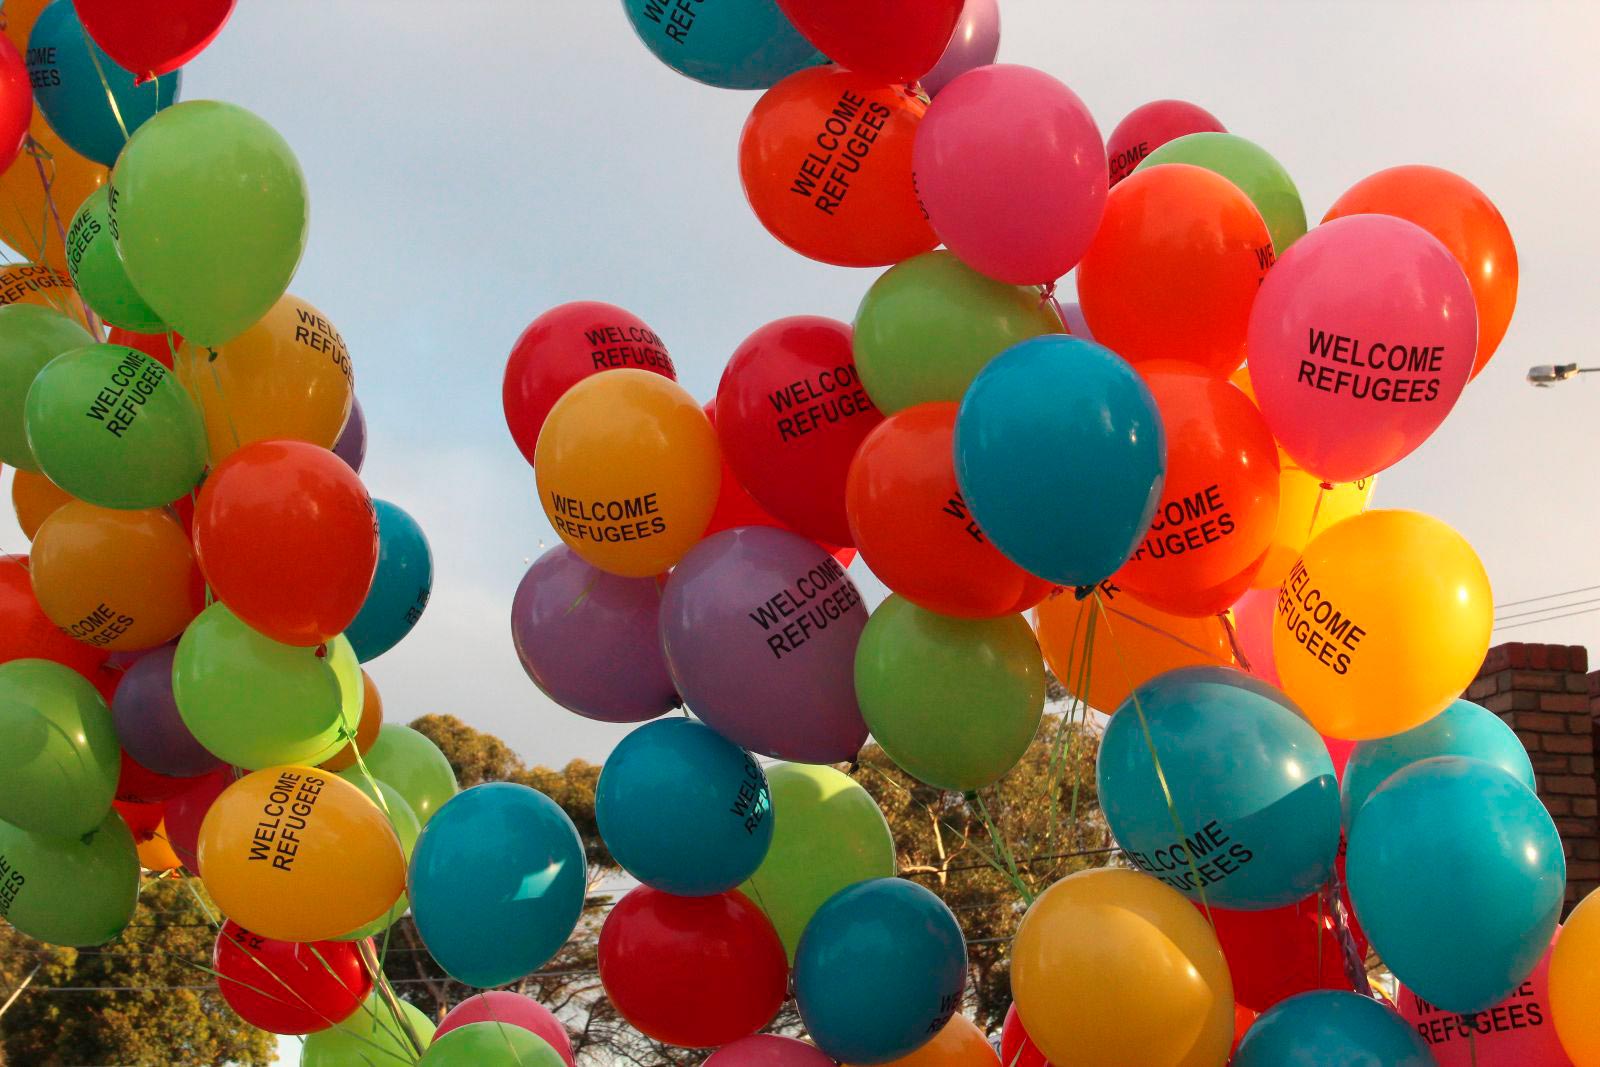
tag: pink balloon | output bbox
[1230,586,1280,686]
[1322,736,1355,782]
[1106,99,1226,187]
[1246,215,1477,484]
[704,1035,836,1067]
[437,992,576,1067]
[913,64,1107,285]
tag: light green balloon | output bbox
[0,304,93,471]
[852,250,1064,414]
[173,603,362,770]
[420,1022,565,1067]
[0,659,120,838]
[740,762,896,959]
[1136,132,1308,255]
[65,186,166,333]
[24,343,206,508]
[336,779,420,940]
[0,809,138,946]
[301,993,435,1067]
[340,724,457,826]
[110,100,308,346]
[855,596,1046,793]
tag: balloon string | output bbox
[1218,612,1251,671]
[856,761,1016,894]
[358,938,429,1062]
[1325,860,1373,998]
[1306,484,1329,541]
[968,790,1035,905]
[201,348,244,457]
[1097,595,1231,663]
[24,138,103,337]
[1037,280,1068,329]
[82,29,133,146]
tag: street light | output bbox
[1527,363,1600,386]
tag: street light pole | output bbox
[1527,364,1600,387]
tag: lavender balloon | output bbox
[920,0,1000,98]
[1059,300,1094,341]
[660,527,868,764]
[512,545,677,723]
[112,646,223,778]
[332,395,367,473]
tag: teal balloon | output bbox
[0,658,120,838]
[0,305,93,472]
[619,0,824,89]
[410,783,588,988]
[954,335,1166,587]
[596,718,772,895]
[65,186,165,332]
[794,878,967,1064]
[1348,756,1566,1013]
[420,1022,564,1067]
[1097,666,1340,909]
[1343,699,1535,828]
[345,499,432,662]
[1233,991,1433,1067]
[338,723,457,825]
[1137,132,1307,255]
[0,809,139,945]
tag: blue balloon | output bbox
[1233,991,1434,1067]
[1343,699,1535,828]
[1097,666,1340,909]
[26,0,181,166]
[794,878,966,1064]
[345,499,432,662]
[596,718,773,896]
[954,335,1165,587]
[1348,756,1565,1013]
[619,0,825,90]
[410,782,587,988]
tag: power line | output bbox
[1494,584,1600,610]
[1495,605,1600,631]
[1495,596,1600,623]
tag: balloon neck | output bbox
[1073,585,1096,602]
[1319,481,1334,491]
[207,347,219,363]
[314,644,328,659]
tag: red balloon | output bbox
[164,766,234,872]
[113,798,165,841]
[1232,1003,1258,1056]
[1105,99,1226,187]
[1208,893,1360,1012]
[73,0,237,82]
[503,302,677,468]
[1000,1004,1051,1067]
[214,920,372,1035]
[108,327,182,370]
[194,440,378,647]
[715,317,882,547]
[598,887,787,1048]
[774,0,962,84]
[116,749,198,804]
[0,553,110,675]
[0,36,30,172]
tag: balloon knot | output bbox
[961,790,979,804]
[207,347,219,363]
[847,759,861,776]
[1073,585,1096,601]
[314,643,328,659]
[1319,481,1334,491]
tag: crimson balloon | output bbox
[773,0,962,84]
[214,920,372,1035]
[73,0,237,81]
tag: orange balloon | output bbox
[136,820,182,871]
[194,440,379,647]
[319,669,384,773]
[1323,165,1516,379]
[0,262,90,328]
[10,467,72,538]
[1077,163,1272,377]
[30,501,202,651]
[846,401,1053,618]
[854,1014,999,1067]
[738,65,937,268]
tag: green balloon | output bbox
[301,993,435,1067]
[339,724,457,826]
[853,250,1064,414]
[0,304,93,472]
[0,659,120,838]
[23,343,206,508]
[740,763,896,959]
[336,779,420,940]
[420,1022,565,1067]
[65,187,166,334]
[173,603,361,770]
[855,596,1046,793]
[0,810,138,945]
[110,100,308,346]
[1137,132,1308,255]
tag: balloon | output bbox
[852,251,1064,415]
[410,783,587,988]
[317,669,382,773]
[0,118,106,276]
[420,1023,565,1067]
[863,1014,997,1067]
[1325,165,1516,379]
[64,185,163,330]
[1106,98,1226,186]
[1272,509,1491,740]
[715,316,882,546]
[1012,867,1233,1067]
[175,603,362,769]
[343,499,430,662]
[194,440,379,647]
[536,368,719,578]
[596,718,772,895]
[0,553,107,673]
[331,395,365,473]
[774,0,959,83]
[1137,132,1306,254]
[1230,586,1279,685]
[599,886,787,1048]
[333,778,419,941]
[162,764,231,871]
[300,993,435,1067]
[620,0,821,89]
[0,36,28,171]
[113,796,163,840]
[1210,894,1357,1011]
[106,325,179,367]
[1401,934,1572,1067]
[1235,991,1432,1067]
[999,1005,1050,1067]
[919,0,999,98]
[855,596,1045,791]
[1553,891,1600,1066]
[953,335,1166,587]
[709,1036,837,1067]
[114,745,195,803]
[915,64,1106,285]
[437,992,575,1067]
[213,920,372,1035]
[174,294,353,463]
[741,762,895,958]
[30,501,200,650]
[795,877,966,1064]
[111,100,307,346]
[111,645,221,777]
[511,545,677,724]
[198,765,405,942]
[738,66,936,268]
[73,0,235,82]
[130,815,179,871]
[1077,163,1272,377]
[339,723,456,825]
[1057,301,1092,340]
[0,808,137,944]
[0,304,92,471]
[1252,462,1374,589]
[10,468,72,537]
[660,527,868,763]
[1348,756,1565,1013]
[0,657,119,836]
[0,262,89,328]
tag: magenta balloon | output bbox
[511,545,678,724]
[1230,586,1280,686]
[112,645,223,778]
[705,1035,837,1067]
[437,992,575,1067]
[332,395,367,473]
[914,64,1107,286]
[919,0,999,98]
[660,527,868,764]
[1105,98,1226,186]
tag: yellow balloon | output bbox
[1551,889,1600,1066]
[175,294,354,463]
[11,467,73,539]
[1272,509,1491,740]
[0,262,90,329]
[1011,868,1233,1067]
[535,368,721,577]
[197,766,406,942]
[136,821,182,872]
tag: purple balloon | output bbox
[1059,300,1094,341]
[332,396,367,473]
[512,545,677,723]
[919,0,1000,98]
[704,1036,836,1067]
[112,646,224,778]
[660,527,868,764]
